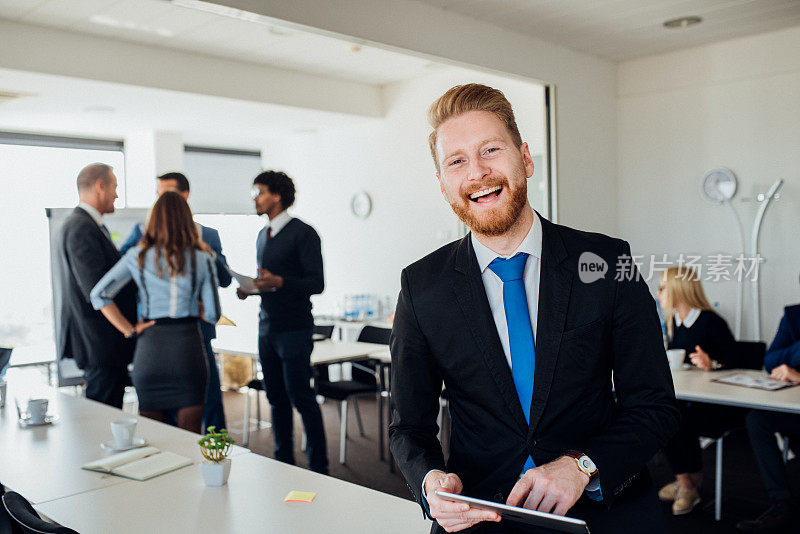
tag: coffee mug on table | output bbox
[666,349,687,370]
[110,418,138,448]
[27,398,49,424]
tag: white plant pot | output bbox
[200,458,231,486]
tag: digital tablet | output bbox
[435,491,590,533]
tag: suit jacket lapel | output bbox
[529,216,572,432]
[74,207,120,260]
[452,235,528,436]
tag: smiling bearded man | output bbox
[389,84,679,534]
[443,161,528,237]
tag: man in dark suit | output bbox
[120,172,232,432]
[389,84,679,534]
[55,163,137,408]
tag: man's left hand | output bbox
[506,456,589,516]
[254,269,284,290]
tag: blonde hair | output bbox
[427,84,523,171]
[660,266,714,339]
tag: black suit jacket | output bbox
[389,215,679,528]
[55,207,137,370]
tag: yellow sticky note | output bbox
[284,491,316,503]
[216,315,236,326]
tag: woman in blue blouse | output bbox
[91,191,221,433]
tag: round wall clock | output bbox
[350,191,372,219]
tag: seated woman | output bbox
[656,266,739,515]
[90,191,221,433]
[736,302,800,532]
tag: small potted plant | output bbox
[198,426,235,486]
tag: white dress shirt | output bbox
[78,201,104,228]
[267,210,292,237]
[470,212,542,369]
[78,202,112,243]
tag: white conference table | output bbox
[6,343,57,369]
[36,451,430,533]
[0,370,247,505]
[212,329,390,364]
[671,367,800,414]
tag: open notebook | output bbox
[82,446,192,481]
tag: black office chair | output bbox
[356,325,390,345]
[735,340,767,370]
[241,325,336,447]
[1,484,21,534]
[0,348,11,376]
[313,326,390,464]
[313,324,334,341]
[2,492,78,534]
[314,361,378,464]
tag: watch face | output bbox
[579,456,596,472]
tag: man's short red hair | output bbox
[427,84,523,171]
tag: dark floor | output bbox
[221,390,800,533]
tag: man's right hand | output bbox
[236,287,249,300]
[423,471,500,532]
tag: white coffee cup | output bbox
[27,398,49,424]
[666,349,686,370]
[110,418,137,448]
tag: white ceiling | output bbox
[1,0,798,77]
[0,0,436,85]
[415,0,800,61]
[0,68,379,149]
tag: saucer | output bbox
[101,437,147,452]
[18,414,59,428]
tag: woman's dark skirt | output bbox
[132,318,208,411]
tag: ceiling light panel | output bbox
[17,0,120,27]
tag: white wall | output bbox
[261,68,547,315]
[124,131,184,207]
[617,26,800,342]
[215,0,619,235]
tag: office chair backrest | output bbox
[313,361,376,386]
[0,348,11,375]
[735,341,767,371]
[2,492,78,534]
[0,484,22,534]
[357,326,390,345]
[313,325,334,339]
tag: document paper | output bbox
[714,373,799,391]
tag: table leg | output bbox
[378,362,386,461]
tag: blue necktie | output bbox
[489,252,536,472]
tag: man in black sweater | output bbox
[237,170,328,474]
